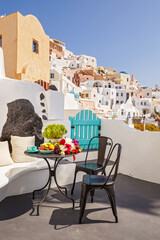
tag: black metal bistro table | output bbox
[24,151,77,216]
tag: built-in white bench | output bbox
[0,158,78,202]
[0,150,98,202]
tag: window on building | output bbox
[121,93,123,96]
[66,83,69,88]
[106,101,108,105]
[116,93,119,96]
[144,102,146,105]
[116,101,119,104]
[0,35,2,47]
[126,93,129,100]
[127,78,129,82]
[86,94,89,98]
[106,92,108,95]
[99,100,101,103]
[120,101,123,104]
[121,109,124,115]
[108,83,111,88]
[119,86,121,89]
[112,92,113,95]
[94,94,96,97]
[50,73,54,79]
[133,112,135,116]
[105,85,107,88]
[147,93,149,96]
[33,40,39,53]
[92,59,94,62]
[141,102,143,105]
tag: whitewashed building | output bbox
[117,97,140,120]
[132,96,153,115]
[77,55,97,68]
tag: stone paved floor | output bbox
[0,174,160,240]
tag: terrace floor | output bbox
[0,174,160,240]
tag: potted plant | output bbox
[42,124,67,143]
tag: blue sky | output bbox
[1,0,160,87]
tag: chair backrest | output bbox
[85,136,113,166]
[104,143,122,184]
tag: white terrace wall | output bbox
[0,78,68,136]
[0,47,70,138]
[45,90,64,120]
[0,78,45,136]
[0,48,5,78]
[101,119,160,184]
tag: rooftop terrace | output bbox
[0,174,159,240]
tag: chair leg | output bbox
[71,168,78,195]
[105,186,118,223]
[79,184,89,224]
[90,189,95,203]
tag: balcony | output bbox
[0,174,159,240]
[0,119,160,239]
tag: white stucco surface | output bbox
[0,47,5,78]
[45,90,64,120]
[0,78,46,136]
[64,93,80,109]
[101,119,160,184]
[0,79,66,136]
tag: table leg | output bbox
[54,157,75,209]
[33,158,52,216]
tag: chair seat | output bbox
[83,174,113,186]
[77,163,103,171]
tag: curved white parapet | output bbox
[101,119,160,184]
[0,47,5,78]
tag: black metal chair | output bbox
[71,136,113,196]
[79,143,122,224]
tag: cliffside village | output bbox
[0,12,160,126]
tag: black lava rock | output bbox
[49,85,58,91]
[0,99,44,150]
[40,93,45,100]
[42,115,47,120]
[40,102,45,107]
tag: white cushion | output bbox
[11,136,36,163]
[0,141,14,166]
